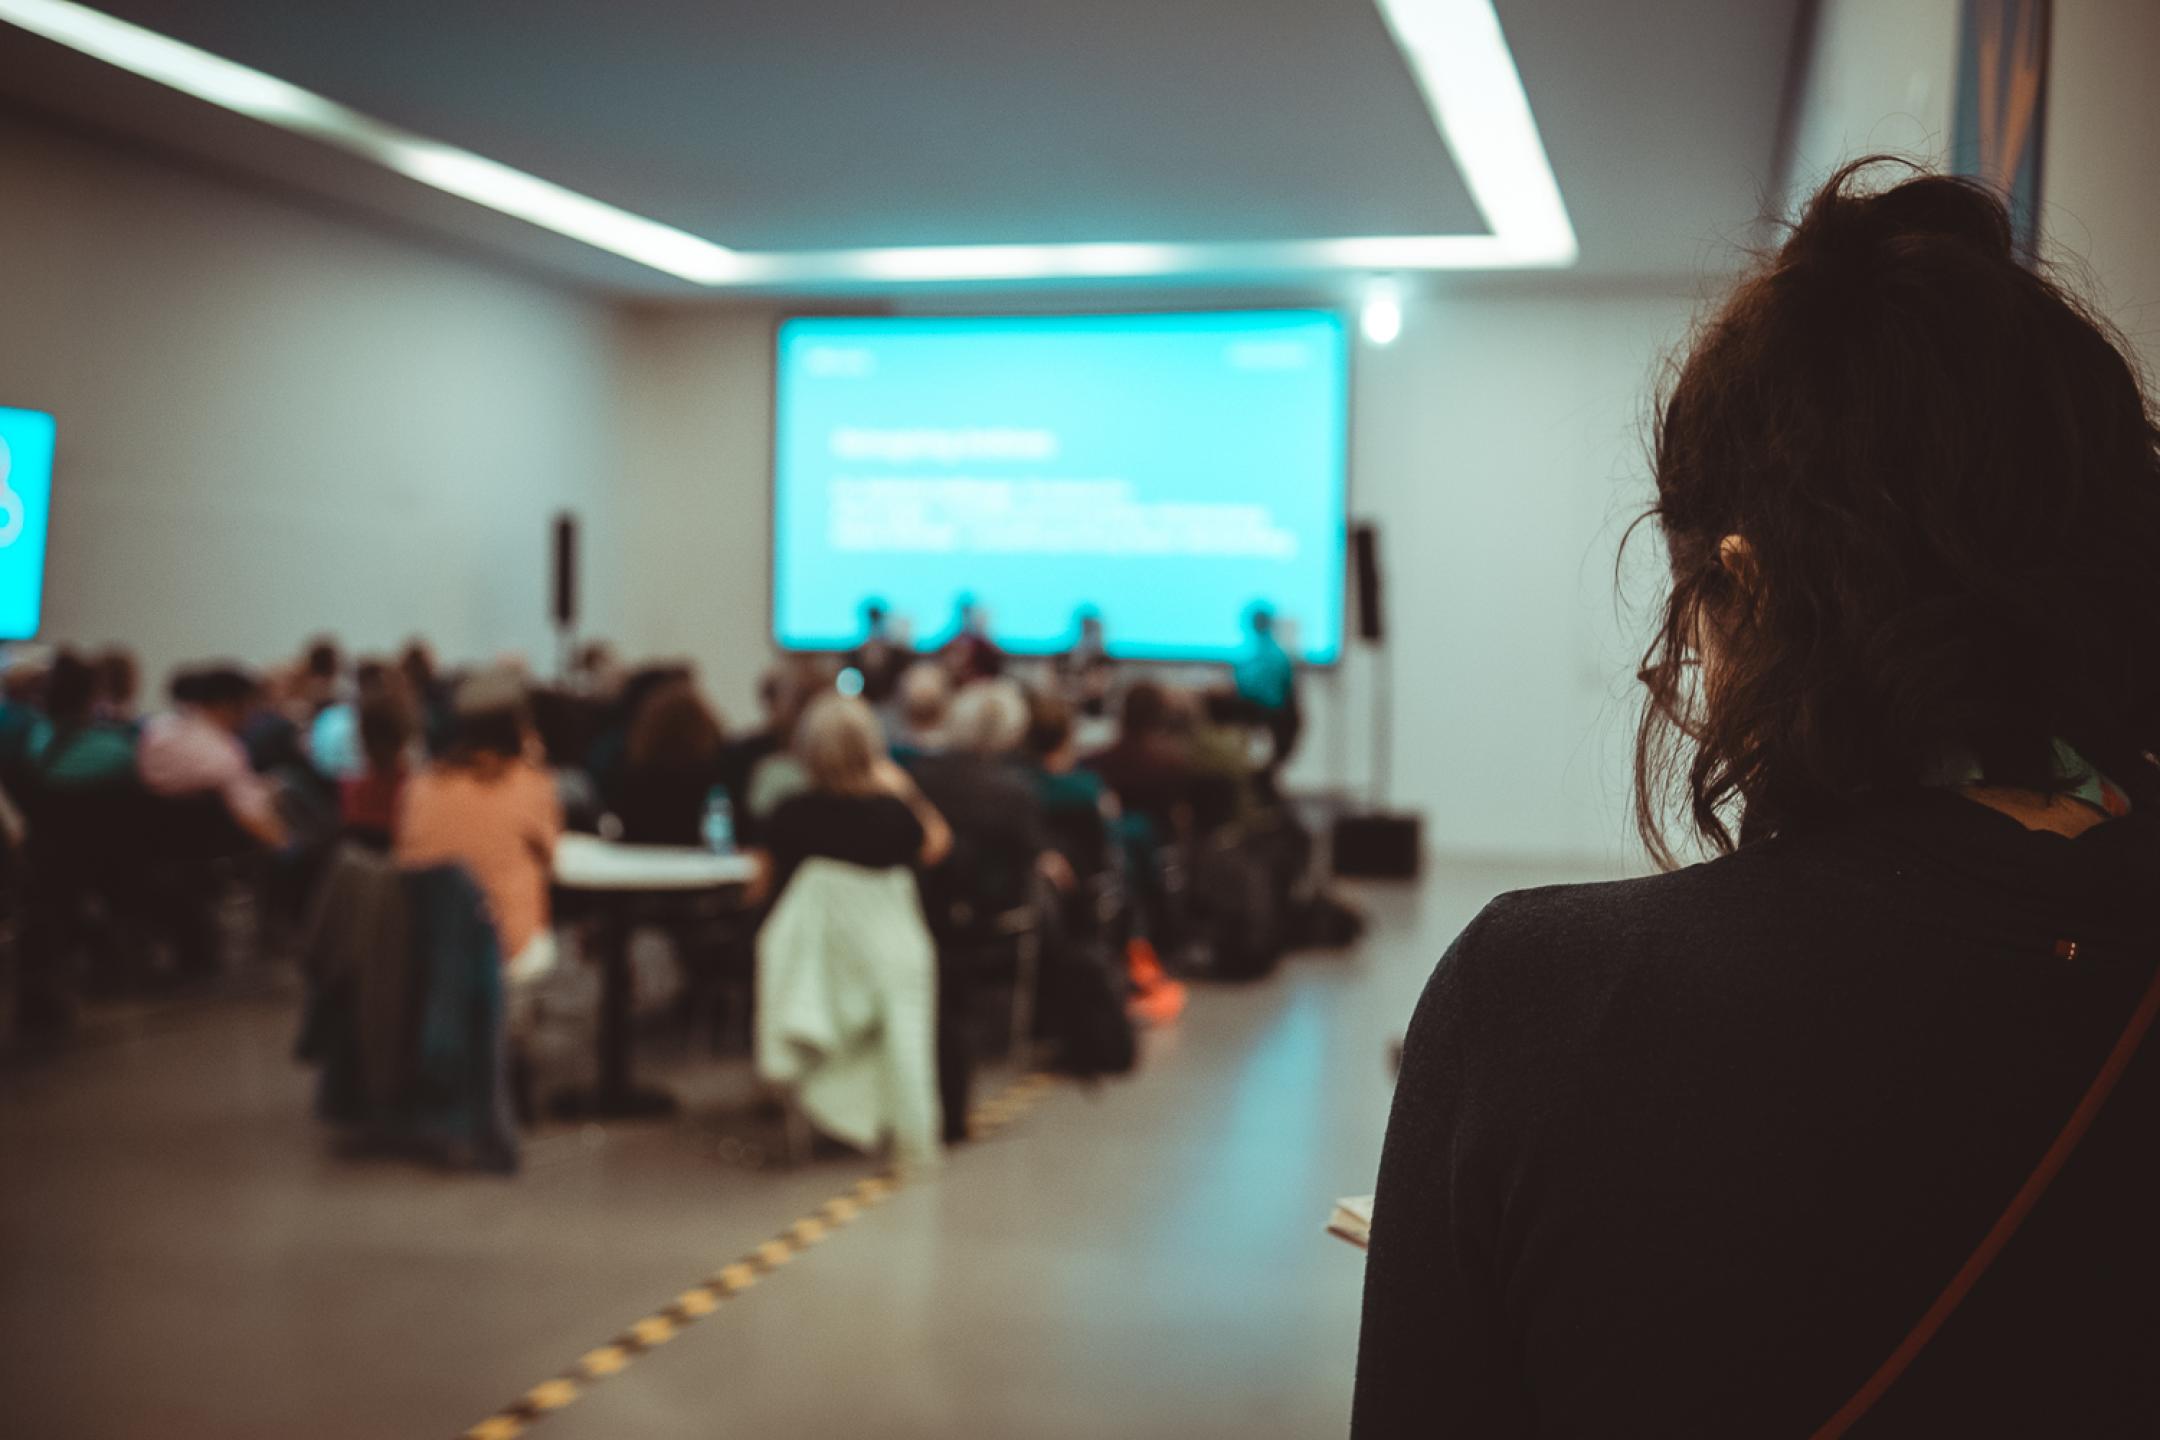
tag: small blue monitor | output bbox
[0,406,54,641]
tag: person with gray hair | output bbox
[889,662,953,763]
[905,679,1067,1141]
[942,677,1030,758]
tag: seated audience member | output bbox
[14,651,126,1029]
[239,665,316,781]
[292,636,344,721]
[888,662,953,763]
[93,647,142,730]
[16,653,135,1018]
[395,670,563,988]
[1184,690,1262,831]
[1083,680,1195,829]
[756,693,951,1165]
[906,680,1061,1140]
[0,643,51,782]
[911,679,1060,914]
[399,639,453,755]
[1021,688,1115,877]
[309,657,388,781]
[718,664,792,807]
[138,665,288,849]
[740,658,832,833]
[612,679,730,847]
[570,640,625,700]
[25,650,136,790]
[1355,169,2160,1435]
[712,660,799,811]
[1082,681,1200,950]
[762,693,951,898]
[589,663,692,803]
[340,679,418,850]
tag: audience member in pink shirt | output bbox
[136,666,288,848]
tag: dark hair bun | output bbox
[1791,160,2016,275]
[1635,160,2160,864]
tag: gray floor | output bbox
[0,858,1577,1440]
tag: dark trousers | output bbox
[936,952,977,1143]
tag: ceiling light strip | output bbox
[0,0,743,282]
[1372,0,1577,266]
[0,0,1573,284]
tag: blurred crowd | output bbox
[0,608,1348,1165]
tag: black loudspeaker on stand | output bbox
[552,512,579,678]
[1332,520,1423,879]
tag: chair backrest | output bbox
[138,790,254,860]
[20,776,149,866]
[1044,801,1111,878]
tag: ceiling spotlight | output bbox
[1361,278,1404,346]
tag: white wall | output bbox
[605,284,1699,867]
[1783,0,1961,199]
[604,303,781,728]
[0,116,621,687]
[1307,282,1697,867]
[2040,1,2160,378]
[1784,0,2160,377]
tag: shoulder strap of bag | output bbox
[1810,957,2160,1438]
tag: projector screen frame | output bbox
[765,302,1357,670]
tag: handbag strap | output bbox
[1811,955,2160,1438]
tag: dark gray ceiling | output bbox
[0,0,1803,295]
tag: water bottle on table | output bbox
[701,785,736,854]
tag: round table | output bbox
[552,835,759,1117]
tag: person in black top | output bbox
[760,692,950,901]
[585,662,690,808]
[611,679,729,847]
[1354,163,2160,1436]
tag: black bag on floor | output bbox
[1288,890,1367,949]
[1185,832,1285,981]
[1041,937,1136,1078]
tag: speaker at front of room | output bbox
[1352,521,1384,644]
[1332,812,1422,879]
[552,512,578,630]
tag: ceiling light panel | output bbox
[0,0,1575,285]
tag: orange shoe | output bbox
[1126,938,1188,1025]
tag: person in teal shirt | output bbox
[25,651,136,788]
[0,643,51,778]
[1231,605,1300,779]
[1231,604,1295,712]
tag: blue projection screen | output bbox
[773,309,1348,662]
[0,406,55,641]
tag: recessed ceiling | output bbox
[0,0,1800,294]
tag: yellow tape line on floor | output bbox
[455,1070,1061,1440]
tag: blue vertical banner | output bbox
[0,406,55,640]
[1952,0,2051,263]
